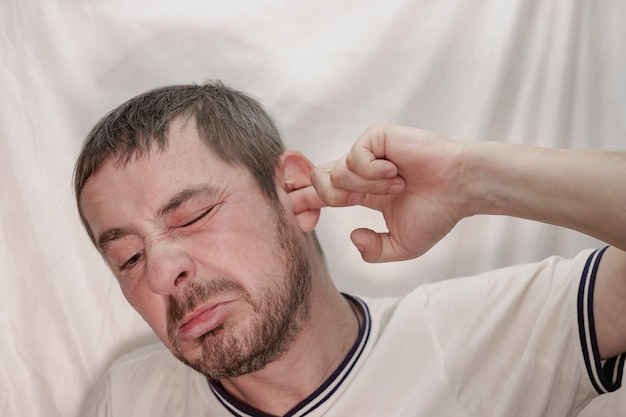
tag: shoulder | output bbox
[82,342,209,416]
[109,342,181,373]
[417,249,597,305]
[107,341,203,391]
[355,250,613,415]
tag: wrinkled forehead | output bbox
[88,116,226,187]
[78,114,223,198]
[76,116,238,239]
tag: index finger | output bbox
[290,185,327,215]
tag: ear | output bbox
[279,150,321,233]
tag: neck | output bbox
[218,273,361,415]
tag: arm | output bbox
[309,122,626,358]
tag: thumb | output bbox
[351,228,415,263]
[350,228,384,263]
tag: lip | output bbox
[178,301,235,342]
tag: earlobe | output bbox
[280,150,322,233]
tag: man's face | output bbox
[80,119,312,379]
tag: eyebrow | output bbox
[97,227,131,252]
[96,185,221,252]
[156,186,220,217]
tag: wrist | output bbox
[460,140,515,218]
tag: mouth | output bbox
[178,301,235,343]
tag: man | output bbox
[76,82,625,416]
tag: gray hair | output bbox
[74,82,285,243]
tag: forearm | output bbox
[464,141,626,251]
[463,141,626,358]
[313,124,626,357]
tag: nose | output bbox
[144,238,196,295]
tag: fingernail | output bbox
[389,183,403,193]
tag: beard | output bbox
[165,207,312,380]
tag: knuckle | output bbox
[325,190,346,207]
[328,168,345,187]
[367,121,389,134]
[344,153,358,171]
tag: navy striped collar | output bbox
[208,294,371,417]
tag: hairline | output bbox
[76,120,283,246]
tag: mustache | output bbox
[167,278,249,329]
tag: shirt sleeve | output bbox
[577,247,625,394]
[421,249,625,416]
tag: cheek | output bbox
[190,207,284,270]
[192,225,286,287]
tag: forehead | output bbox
[79,118,245,237]
[84,117,227,191]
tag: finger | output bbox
[350,228,413,263]
[311,162,367,207]
[331,167,406,195]
[290,185,327,215]
[350,228,384,263]
[344,124,398,180]
[317,187,367,208]
[346,145,398,180]
[330,157,406,196]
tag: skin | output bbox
[79,117,359,415]
[303,122,626,359]
[80,118,626,413]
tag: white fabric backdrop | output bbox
[1,0,625,416]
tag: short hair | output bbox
[74,82,285,243]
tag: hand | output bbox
[309,123,470,263]
[300,123,626,360]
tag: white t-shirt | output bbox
[82,248,624,416]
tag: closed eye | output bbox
[180,206,214,228]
